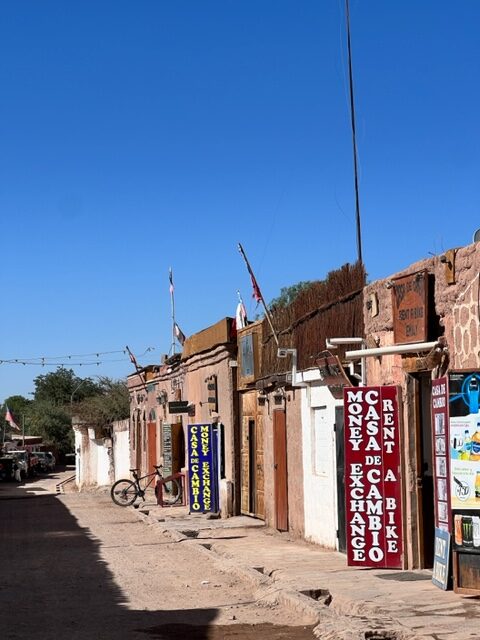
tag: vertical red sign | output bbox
[431,377,451,532]
[344,386,404,568]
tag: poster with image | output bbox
[449,372,480,511]
[431,377,451,530]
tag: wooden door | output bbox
[255,415,265,519]
[171,422,185,475]
[147,421,157,472]
[273,410,288,531]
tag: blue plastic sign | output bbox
[432,527,451,590]
[187,424,219,513]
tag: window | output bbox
[311,406,329,476]
[240,333,255,378]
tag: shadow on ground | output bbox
[0,485,314,640]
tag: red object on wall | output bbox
[344,386,404,569]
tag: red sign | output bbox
[431,377,452,531]
[344,386,404,568]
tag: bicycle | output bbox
[110,464,182,507]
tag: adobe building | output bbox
[128,317,239,516]
[350,241,480,588]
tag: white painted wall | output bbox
[301,378,342,549]
[113,424,131,481]
[95,440,111,486]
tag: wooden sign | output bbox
[391,270,428,344]
[168,401,189,414]
[344,386,404,568]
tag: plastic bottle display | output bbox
[470,428,480,461]
[460,429,472,460]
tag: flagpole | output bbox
[169,267,176,356]
[238,243,279,346]
[125,345,148,392]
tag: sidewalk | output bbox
[136,502,478,640]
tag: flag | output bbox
[236,299,247,330]
[5,405,20,431]
[249,271,262,303]
[237,243,262,304]
[169,268,174,295]
[125,346,139,369]
[174,322,186,346]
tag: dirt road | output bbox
[0,472,315,639]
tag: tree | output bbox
[33,367,100,405]
[73,378,129,429]
[0,394,33,437]
[269,280,312,311]
[28,401,73,455]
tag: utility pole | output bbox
[345,0,363,265]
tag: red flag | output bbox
[5,405,20,431]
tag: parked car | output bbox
[35,451,56,473]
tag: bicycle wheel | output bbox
[160,477,182,505]
[111,479,138,507]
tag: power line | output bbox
[0,347,156,367]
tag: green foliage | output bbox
[34,367,100,405]
[269,280,312,311]
[1,368,128,454]
[73,378,129,428]
[28,401,74,454]
[0,394,33,435]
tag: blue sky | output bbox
[1,1,479,399]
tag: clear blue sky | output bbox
[1,1,479,400]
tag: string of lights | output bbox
[0,347,156,367]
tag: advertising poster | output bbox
[344,386,403,569]
[449,372,480,511]
[449,371,480,554]
[187,423,219,514]
[431,377,451,531]
[432,528,451,590]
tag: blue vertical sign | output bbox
[187,424,219,513]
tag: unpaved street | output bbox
[0,471,315,639]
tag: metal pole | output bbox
[345,0,363,265]
[238,243,279,346]
[22,414,25,448]
[169,267,176,355]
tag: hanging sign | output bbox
[162,423,172,478]
[391,270,428,344]
[344,386,404,568]
[431,377,451,531]
[187,424,219,513]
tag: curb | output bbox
[132,508,417,640]
[55,474,76,495]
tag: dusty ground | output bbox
[0,470,315,639]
